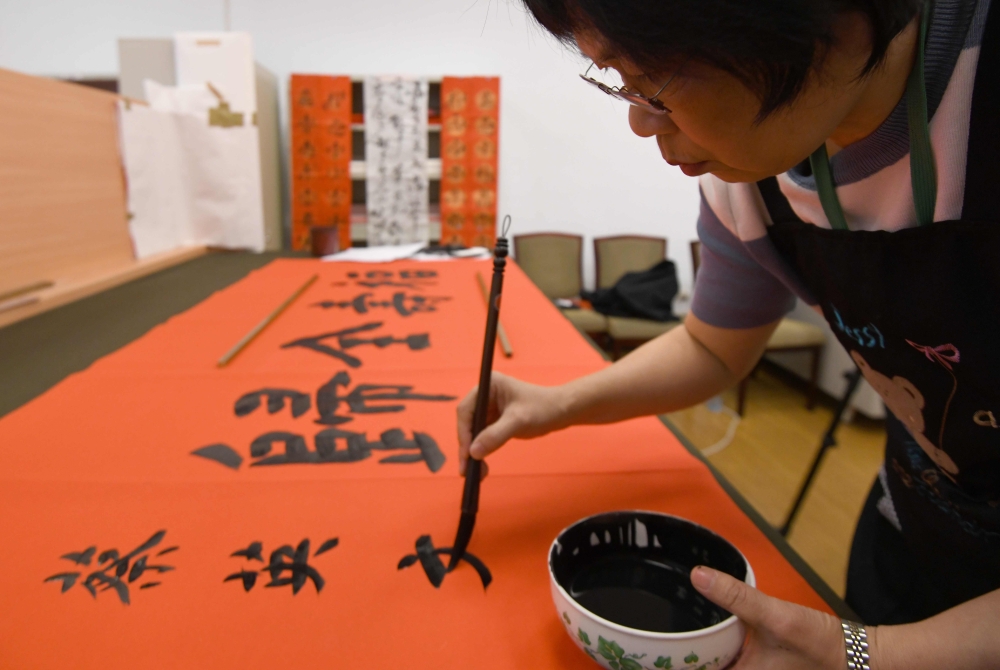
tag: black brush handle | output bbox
[462,237,508,514]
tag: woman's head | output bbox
[524,0,922,182]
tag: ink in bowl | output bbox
[549,511,753,670]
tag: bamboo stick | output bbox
[217,274,318,367]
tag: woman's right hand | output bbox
[456,371,570,476]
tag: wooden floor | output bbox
[667,366,886,596]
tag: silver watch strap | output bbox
[841,619,871,670]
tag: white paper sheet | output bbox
[321,242,426,263]
[144,80,216,115]
[321,244,492,262]
[174,32,257,116]
[363,77,429,246]
[118,86,265,257]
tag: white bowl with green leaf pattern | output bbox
[549,511,753,670]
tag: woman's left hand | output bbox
[691,566,855,670]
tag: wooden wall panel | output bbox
[0,68,134,295]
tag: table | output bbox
[0,252,851,669]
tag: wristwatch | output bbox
[841,619,871,670]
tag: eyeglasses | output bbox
[579,62,679,114]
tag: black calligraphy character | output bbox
[234,389,311,418]
[225,538,339,595]
[45,530,178,605]
[191,443,243,470]
[370,428,446,473]
[280,322,430,367]
[313,292,450,317]
[397,535,491,590]
[315,371,455,426]
[245,427,444,471]
[344,269,437,289]
[246,428,372,465]
[246,429,367,465]
[194,429,446,472]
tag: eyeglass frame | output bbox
[579,62,681,114]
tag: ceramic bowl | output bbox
[549,511,753,670]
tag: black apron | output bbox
[760,0,1000,624]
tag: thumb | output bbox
[468,413,521,460]
[690,566,769,628]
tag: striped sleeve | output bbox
[691,192,796,328]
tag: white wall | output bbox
[0,0,701,293]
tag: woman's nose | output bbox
[629,105,677,138]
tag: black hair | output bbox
[522,0,922,118]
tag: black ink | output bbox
[414,535,447,587]
[315,538,339,556]
[231,541,264,562]
[397,535,491,590]
[45,531,177,605]
[315,372,354,426]
[373,429,446,473]
[249,428,365,465]
[435,548,493,589]
[312,292,450,317]
[250,432,309,461]
[44,573,78,593]
[315,370,455,426]
[315,427,371,462]
[246,428,445,472]
[340,272,436,297]
[197,371,453,472]
[128,556,149,582]
[235,389,311,418]
[281,322,430,367]
[226,537,339,595]
[224,570,258,592]
[61,547,96,566]
[191,444,243,470]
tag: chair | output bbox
[512,233,609,338]
[593,235,681,358]
[691,241,825,415]
[595,235,669,289]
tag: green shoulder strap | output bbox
[809,2,937,230]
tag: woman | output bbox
[457,0,1000,667]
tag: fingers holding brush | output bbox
[456,371,568,475]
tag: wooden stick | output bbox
[0,295,40,315]
[217,274,318,368]
[0,279,53,303]
[476,271,513,357]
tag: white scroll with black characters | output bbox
[363,77,430,246]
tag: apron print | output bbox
[831,305,885,348]
[851,350,960,479]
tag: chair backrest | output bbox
[691,240,702,280]
[513,233,583,299]
[593,235,667,289]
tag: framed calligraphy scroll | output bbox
[290,75,353,252]
[439,77,500,249]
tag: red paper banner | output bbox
[290,75,353,252]
[440,77,500,248]
[0,259,830,668]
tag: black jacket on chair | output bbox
[582,260,679,322]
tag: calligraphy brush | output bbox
[448,215,512,571]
